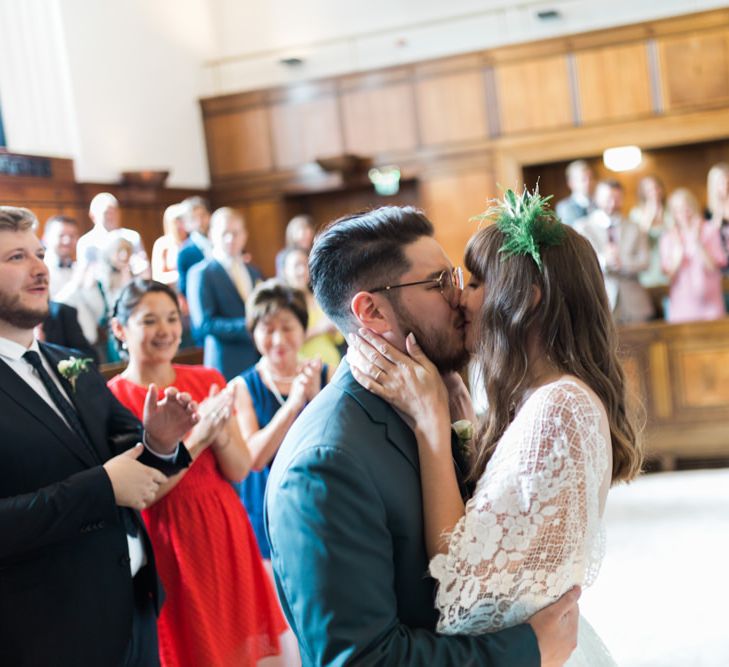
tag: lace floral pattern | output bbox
[430,380,610,636]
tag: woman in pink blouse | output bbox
[660,188,727,323]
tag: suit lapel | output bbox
[210,260,245,309]
[334,361,420,472]
[39,343,108,462]
[334,362,476,498]
[0,354,98,467]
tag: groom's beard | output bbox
[0,290,49,329]
[395,306,470,374]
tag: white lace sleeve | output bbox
[430,381,609,635]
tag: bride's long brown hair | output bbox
[465,223,642,485]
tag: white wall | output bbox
[59,0,215,187]
[0,0,78,160]
[0,0,214,188]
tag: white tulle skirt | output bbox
[567,616,617,666]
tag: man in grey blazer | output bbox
[576,180,654,324]
[266,206,580,666]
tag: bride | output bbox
[348,188,643,665]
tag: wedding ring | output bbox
[374,368,383,383]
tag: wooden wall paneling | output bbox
[496,106,729,182]
[339,71,418,157]
[616,318,729,461]
[205,107,273,178]
[1,157,209,255]
[285,180,421,234]
[575,42,654,124]
[200,9,729,199]
[240,198,288,278]
[649,8,729,39]
[1,158,80,227]
[1,191,80,232]
[419,166,496,267]
[647,340,674,421]
[127,206,164,258]
[658,28,729,111]
[268,93,344,170]
[483,8,728,66]
[495,54,574,134]
[414,57,489,146]
[674,344,729,413]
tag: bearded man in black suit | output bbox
[0,206,196,666]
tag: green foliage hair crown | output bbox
[473,186,566,271]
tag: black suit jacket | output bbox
[42,301,98,363]
[0,342,191,666]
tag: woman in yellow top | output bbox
[281,246,342,368]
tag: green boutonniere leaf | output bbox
[57,356,93,391]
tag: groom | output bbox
[0,206,195,666]
[266,206,580,666]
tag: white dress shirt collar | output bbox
[572,193,592,209]
[213,248,233,269]
[191,231,212,256]
[0,334,40,362]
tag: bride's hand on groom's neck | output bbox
[346,329,449,435]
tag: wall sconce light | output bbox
[368,165,401,196]
[603,146,642,172]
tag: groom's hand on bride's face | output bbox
[527,585,581,667]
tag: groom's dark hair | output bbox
[309,206,434,331]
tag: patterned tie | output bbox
[23,350,138,536]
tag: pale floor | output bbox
[581,468,729,667]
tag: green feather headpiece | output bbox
[473,186,566,271]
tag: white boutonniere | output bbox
[452,419,474,443]
[452,419,474,460]
[57,356,93,391]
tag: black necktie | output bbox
[607,222,619,245]
[23,350,138,536]
[23,350,99,463]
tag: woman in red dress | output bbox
[108,279,286,667]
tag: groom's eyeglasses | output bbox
[370,266,464,307]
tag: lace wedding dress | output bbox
[430,379,617,666]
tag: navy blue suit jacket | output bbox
[187,258,263,380]
[0,342,191,666]
[176,238,205,298]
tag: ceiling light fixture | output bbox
[536,9,561,21]
[603,145,642,172]
[368,166,401,196]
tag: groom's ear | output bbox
[350,291,393,334]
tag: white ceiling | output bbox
[204,0,728,95]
